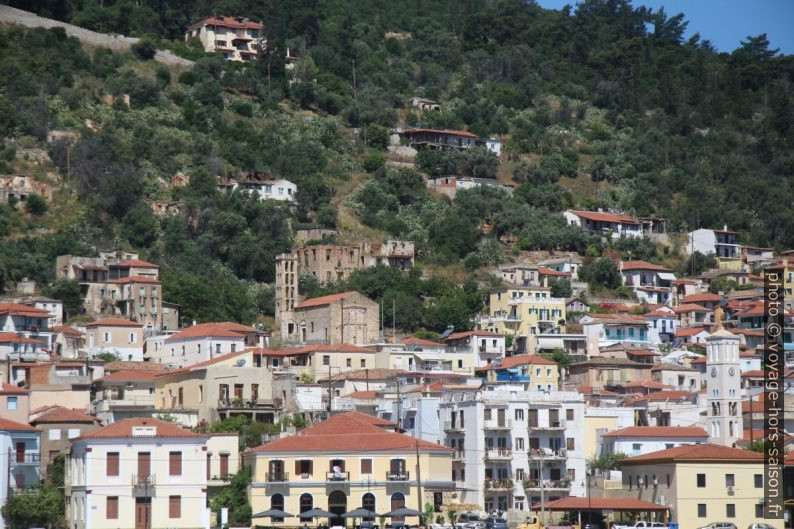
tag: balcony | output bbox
[132,474,155,496]
[266,472,289,483]
[527,448,566,460]
[484,449,513,461]
[12,453,40,465]
[326,470,349,482]
[443,421,465,433]
[523,478,571,491]
[452,450,466,462]
[385,470,410,481]
[485,478,514,491]
[217,398,281,410]
[483,419,513,430]
[528,420,566,431]
[91,396,155,414]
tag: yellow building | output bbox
[245,411,454,526]
[475,354,559,391]
[475,286,566,354]
[618,444,782,528]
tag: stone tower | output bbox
[705,328,743,446]
[275,253,299,339]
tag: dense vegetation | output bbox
[1,0,793,325]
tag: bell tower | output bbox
[705,328,743,446]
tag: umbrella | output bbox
[383,507,425,518]
[253,509,295,518]
[342,508,381,518]
[299,508,336,518]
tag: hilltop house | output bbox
[403,128,478,150]
[218,173,297,202]
[563,210,642,238]
[687,226,742,267]
[619,260,676,304]
[185,16,264,61]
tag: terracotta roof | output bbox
[342,390,378,399]
[97,370,160,382]
[113,259,159,268]
[478,355,557,371]
[447,330,504,340]
[156,350,249,376]
[673,303,710,313]
[51,325,83,336]
[571,357,649,368]
[320,368,404,382]
[31,406,97,424]
[538,267,571,277]
[406,382,447,394]
[248,412,447,454]
[404,128,478,138]
[576,385,618,396]
[629,390,696,402]
[104,361,165,372]
[681,293,723,304]
[624,349,660,357]
[650,362,696,372]
[0,383,28,395]
[624,379,670,389]
[85,318,142,327]
[0,333,41,345]
[672,279,696,285]
[622,443,763,464]
[109,276,161,285]
[620,260,671,272]
[403,336,445,347]
[164,322,247,342]
[78,417,205,440]
[539,497,666,511]
[728,328,764,337]
[741,369,764,378]
[0,418,38,432]
[675,326,709,337]
[295,291,360,309]
[187,16,264,32]
[568,210,639,224]
[0,302,50,317]
[603,426,708,438]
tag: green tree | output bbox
[25,193,48,215]
[579,257,621,289]
[43,278,83,319]
[209,467,252,527]
[548,278,573,298]
[1,484,64,528]
[95,351,120,363]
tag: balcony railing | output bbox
[523,478,571,490]
[485,478,514,491]
[266,472,289,482]
[528,448,566,460]
[443,421,465,432]
[132,474,155,496]
[484,449,512,460]
[13,453,40,464]
[326,470,349,481]
[528,420,566,431]
[452,450,466,461]
[385,471,410,481]
[217,398,280,410]
[483,419,513,430]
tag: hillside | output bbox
[1,0,793,328]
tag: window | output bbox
[106,496,118,519]
[220,454,229,477]
[7,397,17,410]
[346,358,352,367]
[169,451,182,476]
[300,493,314,521]
[516,438,524,450]
[696,473,706,487]
[48,429,61,441]
[697,504,706,518]
[216,343,221,355]
[106,452,119,476]
[230,343,236,352]
[516,468,524,480]
[361,359,366,367]
[515,409,524,421]
[169,495,181,518]
[67,428,80,439]
[361,458,373,474]
[567,438,575,450]
[725,474,734,487]
[103,332,110,343]
[129,333,137,344]
[756,504,764,518]
[566,409,574,421]
[755,474,763,488]
[323,355,330,366]
[726,504,735,518]
[296,459,312,477]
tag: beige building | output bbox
[284,291,380,345]
[85,317,144,360]
[51,325,85,358]
[260,344,389,382]
[66,418,211,529]
[0,383,29,424]
[567,357,653,390]
[29,406,99,477]
[184,16,264,61]
[10,361,91,411]
[650,363,702,392]
[245,412,454,526]
[92,369,158,424]
[617,444,781,528]
[154,350,279,427]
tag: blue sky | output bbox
[535,0,794,55]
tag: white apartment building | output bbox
[440,386,586,514]
[147,322,258,368]
[66,418,211,529]
[0,418,41,529]
[446,330,506,367]
[600,426,709,457]
[184,16,264,61]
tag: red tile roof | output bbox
[0,383,28,395]
[31,406,97,424]
[0,303,50,317]
[729,328,764,337]
[342,390,378,400]
[675,326,709,337]
[85,318,142,327]
[568,210,639,224]
[538,267,571,277]
[629,390,696,402]
[673,303,710,313]
[109,276,161,285]
[164,322,247,342]
[187,16,264,31]
[113,259,159,268]
[295,291,358,309]
[624,379,670,389]
[51,325,83,336]
[104,361,165,372]
[741,369,764,378]
[404,128,478,138]
[156,350,250,376]
[681,293,723,304]
[540,497,666,511]
[602,426,708,438]
[620,260,671,272]
[447,330,504,340]
[403,336,445,347]
[97,370,160,382]
[0,418,39,431]
[0,333,41,345]
[248,412,447,453]
[78,417,204,440]
[622,443,763,464]
[576,385,618,396]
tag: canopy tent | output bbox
[383,507,425,518]
[298,508,337,518]
[253,509,295,518]
[342,508,381,518]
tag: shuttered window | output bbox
[107,452,119,476]
[169,495,181,518]
[169,451,182,476]
[207,454,212,480]
[106,496,118,519]
[220,454,229,477]
[361,459,373,474]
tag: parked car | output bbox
[485,518,508,529]
[612,522,669,529]
[697,523,737,529]
[748,525,776,529]
[455,514,486,529]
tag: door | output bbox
[528,409,538,427]
[549,409,560,427]
[497,408,506,427]
[137,452,151,480]
[135,498,152,529]
[15,442,25,463]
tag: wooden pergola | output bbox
[538,497,670,526]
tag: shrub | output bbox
[132,38,157,60]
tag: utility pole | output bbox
[340,298,344,344]
[539,451,545,527]
[396,379,402,431]
[326,364,332,414]
[415,438,423,524]
[392,299,396,342]
[365,368,369,392]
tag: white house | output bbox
[643,308,677,344]
[446,330,506,367]
[184,16,264,62]
[601,426,708,457]
[148,322,262,368]
[686,226,741,259]
[619,260,676,305]
[228,177,297,202]
[66,418,211,529]
[0,302,53,354]
[0,418,41,529]
[581,315,651,356]
[563,210,642,238]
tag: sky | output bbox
[535,0,794,55]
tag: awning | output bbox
[413,352,444,361]
[538,497,668,512]
[657,272,677,281]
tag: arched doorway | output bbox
[391,492,405,522]
[362,493,376,521]
[271,493,285,522]
[300,493,313,522]
[329,490,347,527]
